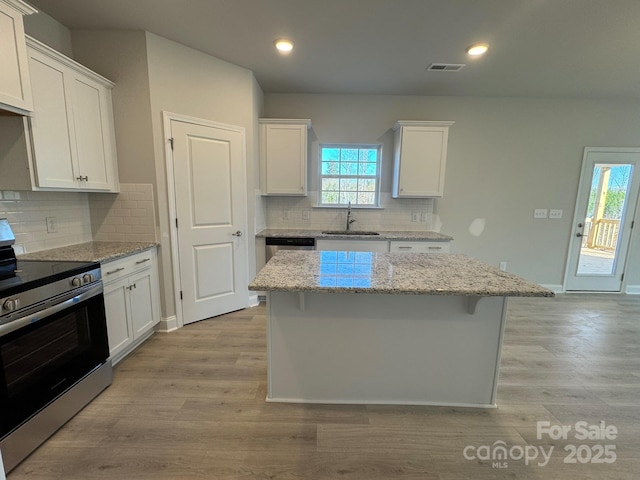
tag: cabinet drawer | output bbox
[389,241,450,253]
[101,249,154,283]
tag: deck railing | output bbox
[585,218,620,250]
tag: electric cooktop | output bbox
[0,259,100,296]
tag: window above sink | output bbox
[319,144,381,208]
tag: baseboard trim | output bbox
[248,294,260,307]
[541,284,564,294]
[625,285,640,295]
[157,315,178,332]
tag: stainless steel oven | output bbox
[0,219,112,473]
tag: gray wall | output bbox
[23,9,73,57]
[265,94,640,287]
[69,30,262,321]
[145,32,261,320]
[71,31,156,188]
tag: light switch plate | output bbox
[549,209,563,219]
[534,209,548,219]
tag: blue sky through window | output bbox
[320,145,380,206]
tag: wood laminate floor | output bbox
[8,294,640,479]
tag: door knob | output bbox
[576,232,585,237]
[232,230,243,237]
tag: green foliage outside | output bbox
[587,189,626,219]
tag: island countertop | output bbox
[249,251,554,297]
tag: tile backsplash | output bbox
[0,184,156,254]
[89,184,156,243]
[0,190,92,253]
[266,192,439,231]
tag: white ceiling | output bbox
[26,0,640,99]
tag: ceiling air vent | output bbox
[426,63,466,72]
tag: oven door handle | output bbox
[0,283,103,338]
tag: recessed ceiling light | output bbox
[275,39,294,54]
[466,42,489,56]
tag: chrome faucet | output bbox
[346,201,357,231]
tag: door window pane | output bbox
[577,164,632,275]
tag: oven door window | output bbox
[0,293,108,437]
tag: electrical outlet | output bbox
[499,261,507,271]
[549,209,563,219]
[411,211,418,222]
[420,211,427,222]
[46,216,58,234]
[302,210,310,221]
[533,209,548,219]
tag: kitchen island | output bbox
[249,251,553,407]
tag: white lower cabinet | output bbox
[316,238,451,253]
[102,248,160,364]
[389,240,450,253]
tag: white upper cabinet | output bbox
[0,0,35,113]
[259,118,311,195]
[26,36,119,192]
[392,121,454,198]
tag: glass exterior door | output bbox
[566,149,640,291]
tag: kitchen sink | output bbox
[322,231,380,235]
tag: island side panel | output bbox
[266,291,507,407]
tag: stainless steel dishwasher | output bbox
[265,237,315,262]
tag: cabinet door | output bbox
[393,124,450,198]
[103,281,133,359]
[0,1,33,112]
[316,239,389,252]
[129,269,156,339]
[71,76,115,190]
[261,123,307,195]
[27,50,78,189]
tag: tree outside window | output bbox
[319,145,381,206]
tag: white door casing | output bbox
[165,113,248,326]
[565,147,640,292]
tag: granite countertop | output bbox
[249,251,554,297]
[18,241,158,263]
[256,228,453,242]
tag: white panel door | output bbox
[171,118,248,324]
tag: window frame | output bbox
[318,143,382,208]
